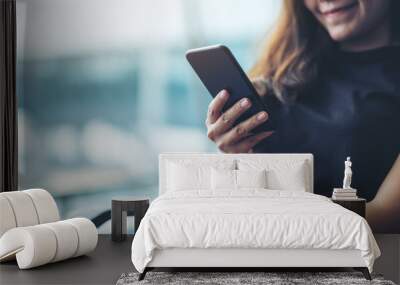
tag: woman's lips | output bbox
[320,2,358,16]
[320,1,358,21]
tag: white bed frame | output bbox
[140,153,370,280]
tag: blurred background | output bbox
[16,0,281,233]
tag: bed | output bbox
[131,153,380,280]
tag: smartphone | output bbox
[186,44,272,133]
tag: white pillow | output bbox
[266,165,307,191]
[211,168,236,190]
[236,169,267,189]
[168,163,210,191]
[238,159,309,191]
[211,169,267,190]
[166,160,236,192]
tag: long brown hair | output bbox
[250,0,400,102]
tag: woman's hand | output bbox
[206,90,274,153]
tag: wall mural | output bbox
[16,0,399,233]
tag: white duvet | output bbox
[131,190,380,273]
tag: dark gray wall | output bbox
[374,234,400,283]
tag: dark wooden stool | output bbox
[111,197,149,242]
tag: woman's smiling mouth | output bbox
[320,1,359,22]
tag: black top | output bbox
[255,46,400,201]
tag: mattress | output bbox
[131,190,380,272]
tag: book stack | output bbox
[332,188,358,200]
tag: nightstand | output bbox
[331,198,366,218]
[112,197,150,242]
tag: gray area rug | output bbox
[117,272,396,285]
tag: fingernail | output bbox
[240,98,250,108]
[220,90,228,99]
[257,112,267,120]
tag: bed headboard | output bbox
[159,153,314,195]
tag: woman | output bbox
[205,0,400,232]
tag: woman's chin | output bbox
[327,26,356,43]
[326,26,366,50]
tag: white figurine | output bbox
[343,157,353,189]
